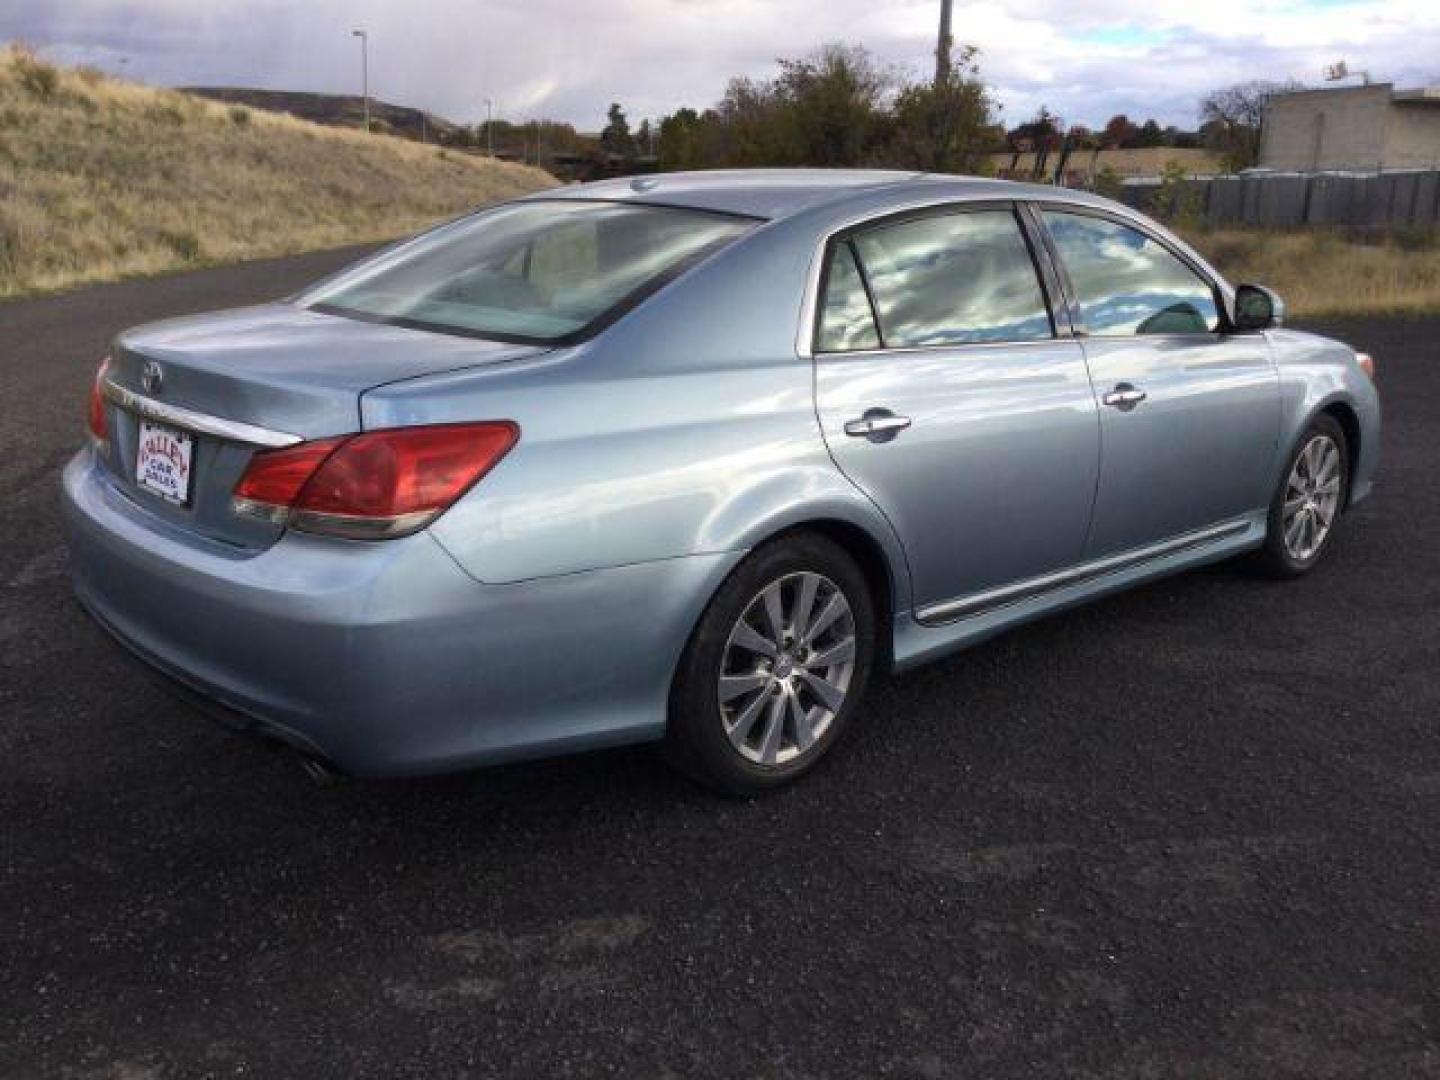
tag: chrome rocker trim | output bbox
[102,378,303,449]
[916,519,1251,625]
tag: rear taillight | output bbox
[232,437,347,522]
[232,422,519,540]
[87,357,109,445]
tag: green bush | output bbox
[1154,159,1204,231]
[228,105,251,127]
[1092,164,1123,200]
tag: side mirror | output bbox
[1233,284,1285,331]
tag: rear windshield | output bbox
[300,200,755,343]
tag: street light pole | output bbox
[484,98,494,156]
[351,29,369,133]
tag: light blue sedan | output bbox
[63,170,1380,792]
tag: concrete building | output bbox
[1260,83,1440,172]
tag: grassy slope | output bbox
[0,47,555,297]
[1185,227,1440,319]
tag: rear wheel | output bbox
[1254,414,1349,578]
[665,533,876,795]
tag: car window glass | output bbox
[817,242,880,352]
[1043,211,1219,336]
[849,210,1052,348]
[301,202,753,343]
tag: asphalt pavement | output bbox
[2,251,1438,1078]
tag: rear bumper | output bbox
[62,448,738,777]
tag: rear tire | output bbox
[664,533,876,795]
[1253,414,1349,579]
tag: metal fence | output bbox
[1117,170,1440,230]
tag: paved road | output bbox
[2,253,1438,1078]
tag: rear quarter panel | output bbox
[360,218,912,608]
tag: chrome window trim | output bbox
[101,378,303,448]
[795,194,1238,359]
[915,518,1250,625]
[806,338,1073,360]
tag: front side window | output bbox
[301,201,754,343]
[1043,211,1219,336]
[845,209,1053,349]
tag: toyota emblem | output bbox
[141,360,163,396]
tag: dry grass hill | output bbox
[0,46,555,298]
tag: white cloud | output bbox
[5,0,1437,130]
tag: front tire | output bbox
[665,533,877,795]
[1254,414,1349,578]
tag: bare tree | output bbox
[1200,79,1302,170]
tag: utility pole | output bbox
[351,29,369,132]
[935,0,953,87]
[484,98,494,156]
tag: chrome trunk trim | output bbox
[101,378,303,448]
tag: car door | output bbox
[1037,207,1279,558]
[811,203,1101,616]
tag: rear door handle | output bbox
[844,409,912,441]
[1102,383,1148,411]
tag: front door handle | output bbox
[1102,383,1148,411]
[844,409,912,442]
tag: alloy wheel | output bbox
[717,571,857,766]
[1282,434,1343,561]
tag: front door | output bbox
[811,204,1101,614]
[1038,208,1279,557]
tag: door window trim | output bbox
[802,200,1070,357]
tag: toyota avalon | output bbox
[62,170,1380,793]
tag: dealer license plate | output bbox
[135,421,195,505]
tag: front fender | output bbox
[1268,329,1381,504]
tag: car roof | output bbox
[531,168,1090,220]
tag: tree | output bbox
[1102,114,1139,149]
[771,43,892,166]
[887,44,1000,173]
[1009,106,1063,152]
[600,102,635,159]
[651,39,1002,173]
[1200,79,1301,170]
[1135,119,1166,148]
[635,118,654,157]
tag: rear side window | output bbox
[817,242,881,352]
[1043,211,1219,336]
[844,209,1053,349]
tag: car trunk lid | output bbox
[99,302,549,549]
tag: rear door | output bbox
[1036,208,1279,557]
[811,203,1100,617]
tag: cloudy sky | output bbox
[7,0,1439,131]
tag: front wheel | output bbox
[665,533,877,795]
[1253,414,1349,578]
